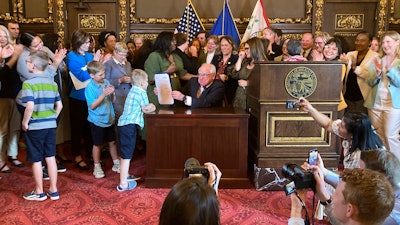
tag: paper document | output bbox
[69,71,90,90]
[155,73,174,105]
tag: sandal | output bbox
[75,160,90,170]
[0,163,12,173]
[8,157,25,168]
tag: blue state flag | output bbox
[210,0,241,46]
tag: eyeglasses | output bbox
[324,45,338,51]
[198,73,213,77]
[115,51,128,57]
[244,47,250,50]
[314,41,325,45]
[0,35,7,38]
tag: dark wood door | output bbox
[322,0,379,51]
[65,1,118,45]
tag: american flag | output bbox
[176,0,204,41]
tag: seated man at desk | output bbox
[172,63,225,108]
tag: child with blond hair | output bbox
[117,69,155,191]
[85,61,119,178]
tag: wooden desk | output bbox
[145,107,251,188]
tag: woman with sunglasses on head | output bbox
[227,37,267,110]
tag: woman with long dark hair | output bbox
[227,37,267,110]
[298,97,384,169]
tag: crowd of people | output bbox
[1,19,400,224]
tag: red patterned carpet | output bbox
[0,147,330,225]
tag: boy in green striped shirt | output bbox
[21,50,63,201]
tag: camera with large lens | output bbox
[183,157,210,181]
[282,163,316,191]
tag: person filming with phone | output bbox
[297,97,385,169]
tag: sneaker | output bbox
[43,169,50,180]
[116,180,137,192]
[112,164,120,173]
[23,191,47,201]
[57,163,67,173]
[93,167,105,179]
[46,190,60,200]
[127,175,141,181]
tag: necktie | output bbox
[197,86,204,98]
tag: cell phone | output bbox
[284,181,296,195]
[308,149,318,166]
[286,99,299,109]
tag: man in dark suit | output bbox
[300,32,314,60]
[172,63,225,108]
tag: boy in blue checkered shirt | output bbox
[117,69,155,191]
[21,51,63,201]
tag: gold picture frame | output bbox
[390,0,400,24]
[17,0,53,23]
[0,0,17,21]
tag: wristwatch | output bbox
[320,197,332,206]
[182,95,187,102]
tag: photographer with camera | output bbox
[288,167,395,225]
[159,158,222,225]
[297,97,384,169]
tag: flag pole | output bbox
[186,0,190,35]
[222,0,226,35]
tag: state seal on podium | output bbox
[284,66,317,98]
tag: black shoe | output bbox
[57,163,67,173]
[56,155,72,163]
[43,169,50,180]
[75,160,90,170]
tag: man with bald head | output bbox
[300,32,314,60]
[172,63,224,108]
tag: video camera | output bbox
[282,163,316,191]
[183,157,210,181]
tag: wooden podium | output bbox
[247,61,345,171]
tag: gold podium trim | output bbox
[266,111,332,147]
